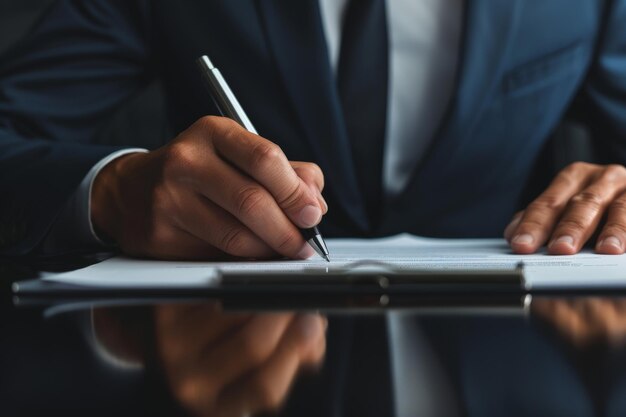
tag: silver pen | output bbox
[196,55,330,262]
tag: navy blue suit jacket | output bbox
[2,0,626,256]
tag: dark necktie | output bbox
[337,0,389,230]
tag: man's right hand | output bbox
[91,116,328,260]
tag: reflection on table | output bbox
[92,304,327,417]
[7,294,626,416]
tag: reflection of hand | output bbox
[532,298,626,347]
[154,304,327,417]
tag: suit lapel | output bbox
[255,0,525,232]
[400,0,525,200]
[256,0,369,231]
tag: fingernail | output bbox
[599,236,622,250]
[297,244,315,260]
[512,234,534,245]
[551,235,575,248]
[298,205,322,228]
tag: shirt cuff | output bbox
[43,148,148,254]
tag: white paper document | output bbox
[43,234,626,290]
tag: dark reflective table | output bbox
[4,262,626,417]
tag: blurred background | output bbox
[0,0,170,150]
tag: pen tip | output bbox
[323,254,331,263]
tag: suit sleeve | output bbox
[577,0,626,163]
[0,0,153,256]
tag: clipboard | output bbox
[11,259,531,315]
[12,263,526,298]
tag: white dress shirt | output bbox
[320,0,462,194]
[42,148,148,253]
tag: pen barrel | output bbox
[196,56,258,134]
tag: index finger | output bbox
[510,164,591,254]
[211,120,324,228]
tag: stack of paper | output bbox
[42,234,626,290]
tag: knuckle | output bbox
[300,162,323,178]
[219,117,246,141]
[197,114,239,135]
[196,114,219,129]
[528,195,564,212]
[557,217,589,232]
[515,217,546,232]
[611,199,626,214]
[219,115,241,130]
[558,162,588,186]
[164,141,198,174]
[198,116,239,143]
[604,164,626,179]
[275,230,301,253]
[302,163,325,189]
[250,141,283,172]
[570,190,605,210]
[219,227,250,255]
[234,186,269,217]
[278,183,308,211]
[603,223,626,237]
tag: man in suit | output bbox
[1,0,626,260]
[7,4,626,415]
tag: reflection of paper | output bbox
[43,234,626,289]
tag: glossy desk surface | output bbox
[3,262,626,417]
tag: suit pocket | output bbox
[502,42,586,97]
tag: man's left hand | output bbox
[505,162,626,255]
